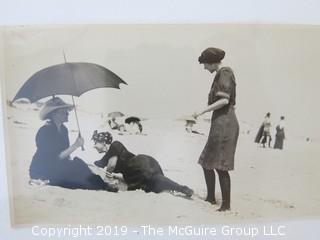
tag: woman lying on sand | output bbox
[92,130,193,197]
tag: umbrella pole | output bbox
[71,96,85,151]
[63,52,84,151]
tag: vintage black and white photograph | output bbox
[1,24,320,226]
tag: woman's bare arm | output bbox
[106,156,118,172]
[194,98,229,118]
[58,136,84,159]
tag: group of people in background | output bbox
[108,117,143,135]
[255,112,286,150]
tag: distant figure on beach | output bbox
[274,116,286,150]
[92,130,193,197]
[185,120,195,132]
[185,119,203,135]
[254,123,264,144]
[108,117,126,132]
[261,112,272,148]
[185,119,195,132]
[29,97,118,192]
[193,47,239,211]
[130,121,143,134]
[137,122,143,133]
[255,112,272,147]
[125,116,143,134]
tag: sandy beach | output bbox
[4,105,320,226]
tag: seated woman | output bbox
[92,130,193,197]
[29,97,118,192]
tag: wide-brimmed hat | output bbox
[198,47,225,64]
[39,97,74,120]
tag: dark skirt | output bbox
[119,154,164,190]
[198,107,239,171]
[274,137,284,149]
[274,128,285,150]
[30,157,106,190]
[119,154,189,194]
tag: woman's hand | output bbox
[106,172,122,180]
[192,112,198,119]
[193,111,202,119]
[59,135,84,159]
[73,136,84,149]
[105,171,114,178]
[193,106,215,119]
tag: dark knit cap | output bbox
[198,47,225,64]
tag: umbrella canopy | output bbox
[12,62,127,150]
[13,62,127,103]
[107,111,125,118]
[125,116,141,124]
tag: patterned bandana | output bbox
[91,130,113,144]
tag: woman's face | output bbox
[94,141,109,153]
[203,63,219,73]
[52,108,69,123]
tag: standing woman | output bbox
[193,48,239,211]
[274,116,285,150]
[261,112,272,148]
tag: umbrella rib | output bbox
[67,63,80,96]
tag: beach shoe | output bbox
[29,179,50,186]
[181,186,194,198]
[217,203,230,211]
[105,184,119,193]
[205,197,217,205]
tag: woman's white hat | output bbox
[39,97,74,120]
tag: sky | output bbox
[2,24,320,140]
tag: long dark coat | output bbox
[274,125,285,149]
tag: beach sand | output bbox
[4,105,320,226]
